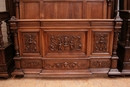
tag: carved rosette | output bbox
[94,33,108,52]
[45,61,86,69]
[23,33,37,52]
[91,60,110,68]
[49,35,82,52]
[21,60,42,68]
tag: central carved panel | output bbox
[49,35,82,52]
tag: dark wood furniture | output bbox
[0,11,14,78]
[120,0,130,10]
[10,0,122,77]
[117,10,130,75]
[0,0,15,78]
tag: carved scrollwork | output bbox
[91,60,110,68]
[49,35,82,52]
[21,60,42,68]
[45,61,86,69]
[23,33,37,52]
[94,33,108,52]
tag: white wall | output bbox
[0,0,6,11]
[0,0,8,43]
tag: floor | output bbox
[0,75,130,87]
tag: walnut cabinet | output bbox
[10,0,122,77]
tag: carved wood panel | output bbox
[44,59,88,70]
[92,31,113,55]
[93,33,108,52]
[90,59,110,68]
[19,30,41,56]
[44,31,87,57]
[21,60,42,68]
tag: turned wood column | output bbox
[109,0,122,75]
[14,0,20,19]
[0,21,4,48]
[10,16,19,56]
[107,0,114,19]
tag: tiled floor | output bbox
[0,75,130,87]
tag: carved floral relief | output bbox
[49,35,82,52]
[23,33,37,52]
[91,60,110,68]
[44,61,87,69]
[94,33,108,52]
[21,60,42,68]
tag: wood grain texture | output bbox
[10,0,122,77]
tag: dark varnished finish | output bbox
[117,10,130,75]
[0,0,15,78]
[0,11,15,78]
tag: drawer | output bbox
[124,49,130,62]
[44,59,89,70]
[90,58,111,68]
[0,66,6,72]
[21,59,42,68]
[123,62,130,69]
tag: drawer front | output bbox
[44,59,89,70]
[124,49,130,62]
[123,62,130,69]
[0,66,6,72]
[21,60,42,68]
[90,58,111,68]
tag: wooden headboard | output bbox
[15,0,114,19]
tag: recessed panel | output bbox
[19,30,41,56]
[22,2,40,19]
[43,1,83,19]
[44,31,87,57]
[91,31,113,55]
